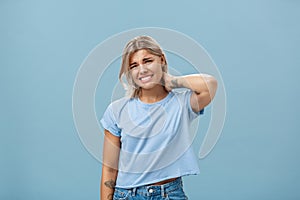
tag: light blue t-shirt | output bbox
[100,89,204,188]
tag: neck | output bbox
[139,85,168,103]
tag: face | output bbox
[128,49,165,90]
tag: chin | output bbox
[139,82,162,90]
[139,84,155,90]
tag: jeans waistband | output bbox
[119,177,182,197]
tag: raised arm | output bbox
[164,73,218,112]
[100,129,120,200]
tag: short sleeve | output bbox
[100,104,121,137]
[185,90,204,120]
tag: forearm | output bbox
[170,74,217,96]
[101,165,118,200]
[101,130,120,200]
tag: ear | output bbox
[161,55,166,65]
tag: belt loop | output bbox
[132,187,137,196]
[161,184,165,197]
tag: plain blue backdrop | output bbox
[1,0,299,199]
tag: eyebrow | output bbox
[129,56,154,66]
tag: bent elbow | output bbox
[206,76,218,100]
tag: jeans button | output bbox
[148,188,154,193]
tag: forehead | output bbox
[129,49,155,62]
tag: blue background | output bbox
[1,0,299,199]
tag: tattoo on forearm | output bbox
[171,78,180,88]
[104,179,116,189]
[107,193,113,200]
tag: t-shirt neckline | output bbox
[136,91,173,107]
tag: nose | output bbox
[139,64,148,74]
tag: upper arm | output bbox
[190,77,218,113]
[102,129,121,170]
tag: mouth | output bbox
[138,75,154,83]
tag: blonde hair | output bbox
[119,35,168,98]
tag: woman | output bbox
[100,36,217,200]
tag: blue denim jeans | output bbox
[113,177,188,200]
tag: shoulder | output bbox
[172,89,204,115]
[171,88,192,99]
[166,89,192,108]
[101,97,132,130]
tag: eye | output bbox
[129,65,137,70]
[144,59,153,64]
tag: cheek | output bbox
[130,70,138,80]
[150,63,163,73]
[155,65,164,77]
[126,71,136,84]
[129,71,140,85]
